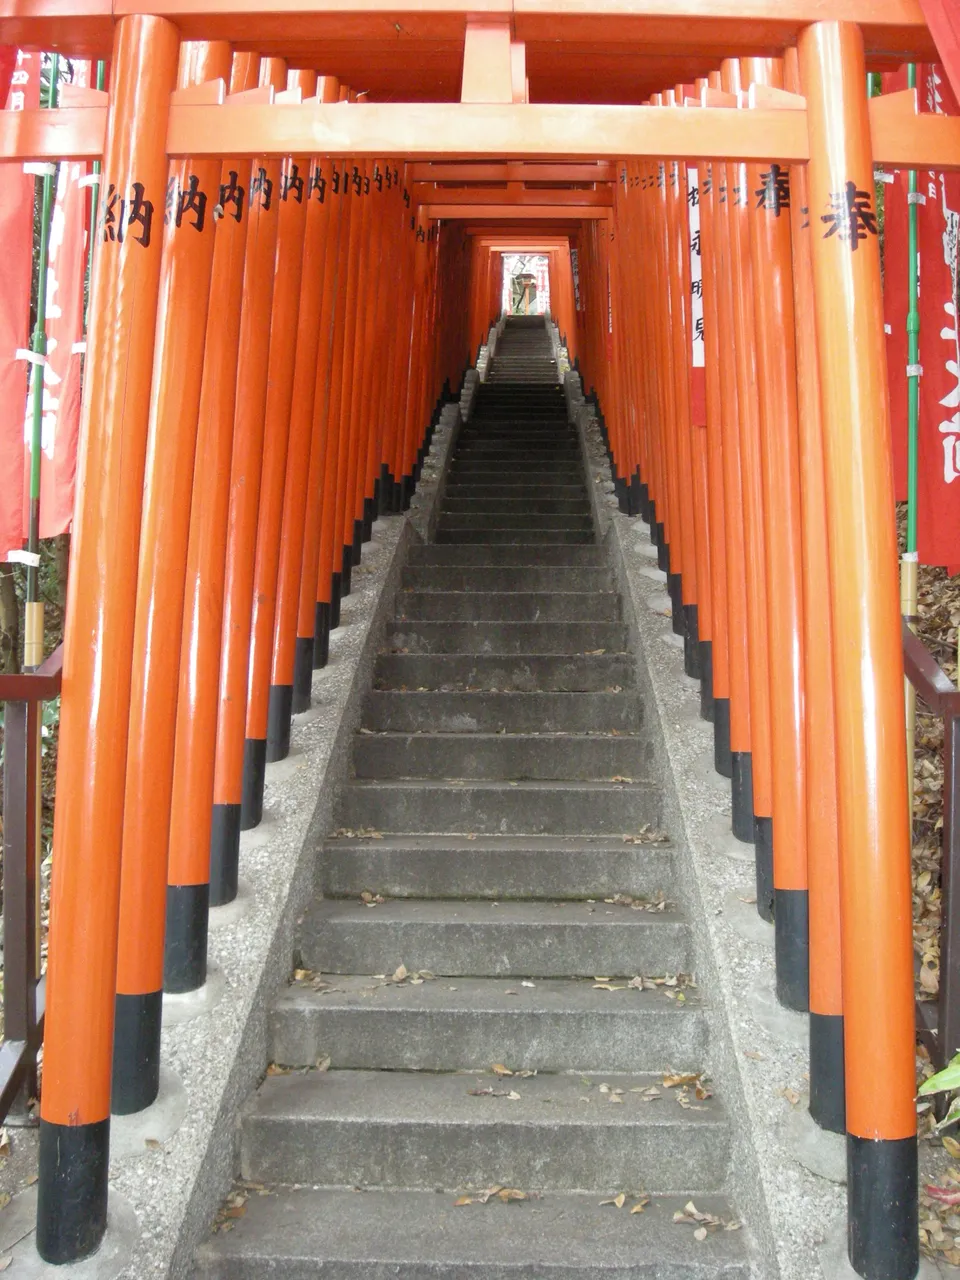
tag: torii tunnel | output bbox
[1,2,959,1277]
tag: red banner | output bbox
[0,51,39,562]
[882,67,909,501]
[917,63,960,572]
[31,61,91,540]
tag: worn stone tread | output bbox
[192,1188,750,1279]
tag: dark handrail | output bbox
[0,643,63,701]
[0,642,63,1124]
[903,621,960,1069]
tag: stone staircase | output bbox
[193,317,749,1278]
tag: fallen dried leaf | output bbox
[491,1063,513,1077]
[600,1193,627,1209]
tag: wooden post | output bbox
[799,21,917,1278]
[36,14,180,1263]
[113,38,231,1115]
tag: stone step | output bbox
[408,544,609,567]
[442,484,589,502]
[239,1069,728,1192]
[361,690,641,733]
[191,1187,750,1280]
[385,620,627,655]
[352,732,649,781]
[319,834,673,900]
[373,652,637,692]
[442,498,591,516]
[301,898,686,977]
[434,528,596,545]
[434,514,596,533]
[395,590,620,623]
[336,777,660,836]
[270,976,706,1072]
[453,449,582,462]
[449,468,585,483]
[400,565,613,592]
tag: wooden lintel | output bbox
[413,183,613,206]
[1,99,958,173]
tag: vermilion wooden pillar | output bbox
[743,56,809,1006]
[36,14,180,1264]
[112,37,231,1117]
[165,52,260,991]
[268,76,340,756]
[799,23,917,1278]
[785,45,845,1135]
[241,68,317,827]
[209,54,286,906]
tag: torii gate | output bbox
[0,3,958,1278]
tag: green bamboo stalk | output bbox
[23,53,59,668]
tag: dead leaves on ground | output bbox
[673,1200,742,1241]
[454,1186,531,1207]
[600,1192,650,1214]
[920,1166,960,1264]
[590,973,697,1006]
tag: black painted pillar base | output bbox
[847,1135,918,1280]
[267,683,293,763]
[292,637,313,715]
[810,1012,846,1134]
[755,815,774,921]
[314,601,331,669]
[699,640,715,722]
[364,494,376,540]
[379,463,392,515]
[731,751,755,842]
[656,527,669,572]
[37,1118,109,1264]
[401,474,415,510]
[240,736,267,830]
[614,473,629,514]
[647,501,658,537]
[628,470,643,517]
[667,573,685,636]
[774,885,808,1008]
[353,518,364,561]
[639,482,651,524]
[683,604,701,678]
[330,573,342,628]
[112,990,162,1114]
[164,881,210,992]
[714,697,733,777]
[340,546,353,598]
[209,803,240,907]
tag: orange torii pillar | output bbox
[36,14,180,1263]
[165,52,260,991]
[112,36,231,1116]
[800,20,917,1278]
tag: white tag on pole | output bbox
[78,172,101,188]
[906,364,923,377]
[907,192,926,205]
[14,349,45,366]
[6,550,41,567]
[71,341,87,354]
[23,161,56,177]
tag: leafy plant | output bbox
[919,1051,960,1131]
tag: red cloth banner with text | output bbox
[917,63,960,572]
[28,60,91,540]
[882,67,909,501]
[0,51,39,561]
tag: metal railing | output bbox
[0,643,62,1123]
[903,620,960,1070]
